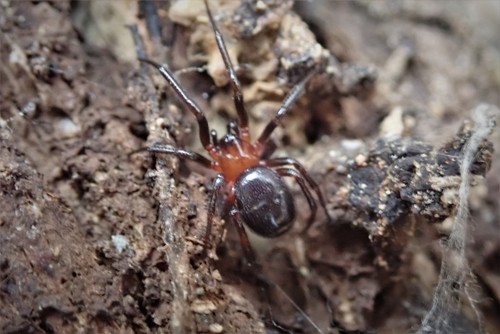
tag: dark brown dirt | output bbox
[1,1,499,334]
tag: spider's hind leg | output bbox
[266,157,331,230]
[275,167,318,234]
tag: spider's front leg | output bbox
[204,0,250,141]
[148,144,214,169]
[256,70,317,150]
[138,58,214,152]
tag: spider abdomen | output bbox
[233,166,296,238]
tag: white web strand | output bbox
[417,104,499,334]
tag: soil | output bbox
[1,1,499,334]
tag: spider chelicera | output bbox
[140,0,331,267]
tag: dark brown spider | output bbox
[140,0,331,268]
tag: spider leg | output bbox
[139,58,213,151]
[230,207,258,268]
[275,167,318,234]
[256,70,316,151]
[205,173,225,247]
[229,207,294,332]
[204,0,250,141]
[148,144,214,169]
[266,157,331,225]
[259,138,278,160]
[230,195,313,333]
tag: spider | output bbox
[140,0,331,268]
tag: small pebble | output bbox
[209,323,224,333]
